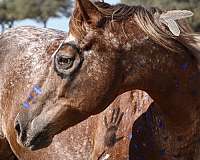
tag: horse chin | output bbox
[28,138,53,151]
[23,134,53,151]
[17,129,53,151]
[15,100,88,150]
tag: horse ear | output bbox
[75,0,103,25]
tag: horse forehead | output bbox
[103,28,149,50]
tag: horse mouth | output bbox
[29,137,52,151]
[19,131,53,151]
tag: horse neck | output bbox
[119,37,200,135]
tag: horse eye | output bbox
[56,55,75,70]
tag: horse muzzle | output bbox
[14,112,53,151]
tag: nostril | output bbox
[15,120,21,137]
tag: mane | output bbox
[95,2,198,51]
[71,1,200,60]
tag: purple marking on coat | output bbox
[22,101,30,109]
[180,63,188,71]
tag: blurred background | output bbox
[0,0,199,32]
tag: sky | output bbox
[13,0,120,32]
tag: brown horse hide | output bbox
[0,138,17,160]
[1,0,200,159]
[0,90,151,160]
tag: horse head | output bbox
[14,0,127,150]
[14,0,199,151]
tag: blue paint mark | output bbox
[20,84,42,109]
[158,119,164,129]
[22,101,30,109]
[180,63,188,71]
[27,95,34,101]
[128,133,132,140]
[133,144,139,150]
[160,149,166,156]
[33,85,42,95]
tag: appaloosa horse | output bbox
[1,0,200,159]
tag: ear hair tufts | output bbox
[76,0,90,21]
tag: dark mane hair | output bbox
[71,1,200,61]
[94,2,160,21]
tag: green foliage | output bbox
[0,0,18,30]
[57,0,72,17]
[15,0,72,27]
[34,0,60,26]
[0,1,6,24]
[0,0,72,30]
[122,0,200,31]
